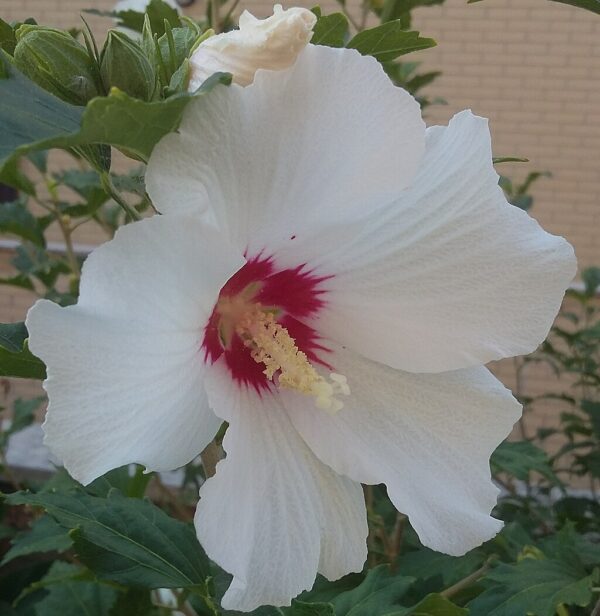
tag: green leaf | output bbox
[0,321,30,353]
[540,523,600,568]
[467,560,599,616]
[0,53,230,172]
[392,593,468,615]
[330,566,415,616]
[287,601,335,616]
[311,12,349,48]
[491,440,561,485]
[0,322,46,380]
[0,200,45,246]
[0,18,16,54]
[347,22,436,62]
[6,489,211,589]
[26,562,118,616]
[1,516,73,566]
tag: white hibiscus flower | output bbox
[26,44,576,612]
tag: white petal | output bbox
[196,358,367,611]
[309,110,576,373]
[281,343,522,556]
[26,216,245,485]
[147,44,425,255]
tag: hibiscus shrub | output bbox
[0,1,599,615]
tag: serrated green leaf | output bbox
[330,566,415,616]
[0,322,46,379]
[0,52,230,175]
[27,562,118,616]
[1,516,73,566]
[347,22,436,62]
[491,440,561,485]
[6,489,210,589]
[311,12,349,47]
[467,560,599,616]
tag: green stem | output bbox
[200,441,221,479]
[43,177,81,277]
[100,172,142,221]
[441,556,497,599]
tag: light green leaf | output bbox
[1,516,73,565]
[0,322,46,380]
[347,22,436,62]
[6,489,211,589]
[311,12,349,48]
[467,560,599,616]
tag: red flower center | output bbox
[202,255,331,391]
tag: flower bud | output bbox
[13,25,101,105]
[188,4,316,90]
[100,30,156,101]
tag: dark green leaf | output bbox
[1,516,73,565]
[0,321,30,353]
[330,566,415,616]
[0,322,46,379]
[27,562,118,616]
[311,12,349,47]
[467,559,599,616]
[7,489,211,589]
[0,50,83,178]
[392,593,468,615]
[0,18,16,54]
[287,601,335,616]
[491,440,561,485]
[0,53,230,171]
[347,22,436,62]
[396,548,485,587]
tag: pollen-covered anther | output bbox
[237,306,349,412]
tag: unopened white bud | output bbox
[188,4,316,90]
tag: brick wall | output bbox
[1,0,598,443]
